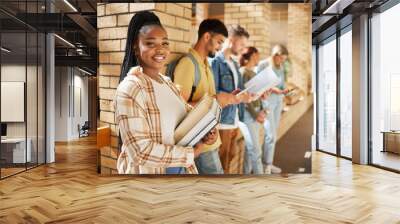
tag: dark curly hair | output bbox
[240,46,258,67]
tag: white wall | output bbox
[1,65,26,139]
[1,65,39,138]
[55,66,69,141]
[54,66,89,141]
[1,64,46,163]
[72,73,89,138]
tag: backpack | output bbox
[165,53,201,102]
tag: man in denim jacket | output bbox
[211,25,251,174]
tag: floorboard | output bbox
[0,135,399,223]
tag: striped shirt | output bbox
[114,67,198,174]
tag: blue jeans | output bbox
[166,167,186,174]
[262,94,283,165]
[240,115,264,174]
[195,149,224,174]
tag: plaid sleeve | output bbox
[186,164,198,174]
[115,81,195,168]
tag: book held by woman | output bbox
[174,95,221,147]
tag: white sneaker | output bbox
[264,165,272,174]
[270,165,282,174]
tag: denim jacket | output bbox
[211,52,244,125]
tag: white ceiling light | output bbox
[1,47,11,53]
[54,34,75,48]
[63,0,78,12]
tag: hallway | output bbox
[1,136,400,223]
[275,107,313,173]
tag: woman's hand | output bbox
[271,87,290,95]
[282,88,290,95]
[201,127,218,145]
[271,87,283,94]
[237,91,257,103]
[194,127,218,158]
[261,89,271,100]
[256,110,266,123]
[193,142,204,158]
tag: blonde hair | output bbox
[269,45,288,68]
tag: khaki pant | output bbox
[218,128,245,174]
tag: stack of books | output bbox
[174,95,221,147]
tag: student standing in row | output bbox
[257,45,289,174]
[239,47,266,174]
[211,25,253,174]
[173,19,243,174]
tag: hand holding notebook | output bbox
[201,127,218,145]
[240,66,280,98]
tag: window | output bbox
[370,2,400,171]
[317,36,337,154]
[0,0,47,179]
[339,28,352,158]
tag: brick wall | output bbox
[190,3,209,44]
[270,5,288,47]
[224,3,272,59]
[97,3,192,174]
[287,4,312,94]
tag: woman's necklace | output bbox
[150,74,163,84]
[140,67,163,84]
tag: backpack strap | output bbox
[165,54,185,82]
[186,53,201,102]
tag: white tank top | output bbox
[151,79,187,145]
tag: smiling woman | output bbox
[114,11,207,175]
[135,25,170,79]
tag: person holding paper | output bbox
[172,19,241,174]
[211,25,254,174]
[115,11,206,174]
[239,47,267,174]
[257,45,290,174]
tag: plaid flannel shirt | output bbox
[114,67,198,174]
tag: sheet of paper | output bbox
[244,66,280,97]
[236,84,254,96]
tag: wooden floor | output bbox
[1,167,26,178]
[373,151,400,171]
[1,136,400,223]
